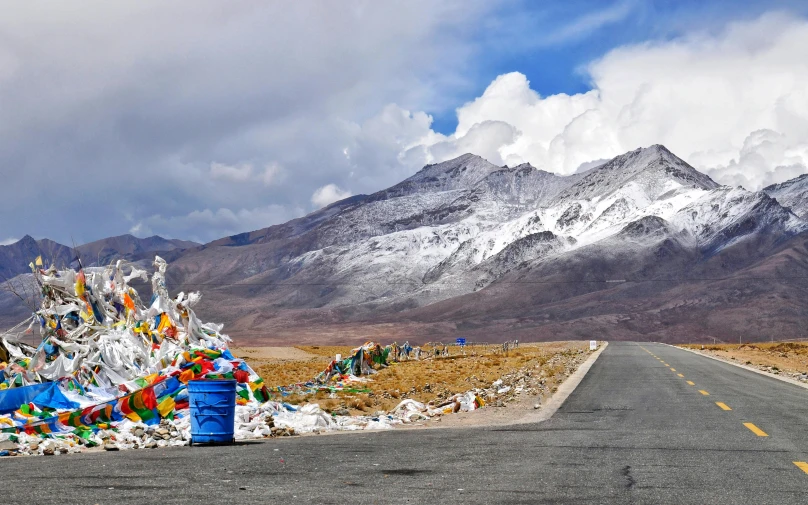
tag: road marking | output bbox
[743,423,768,437]
[715,402,732,411]
[686,381,695,386]
[677,373,684,377]
[699,390,710,396]
[794,462,808,475]
[670,368,676,371]
[664,363,670,366]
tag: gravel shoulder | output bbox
[677,342,808,387]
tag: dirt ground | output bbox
[230,346,319,363]
[242,341,593,416]
[679,342,808,381]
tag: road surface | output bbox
[4,342,808,504]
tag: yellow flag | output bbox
[157,395,176,417]
[35,255,42,266]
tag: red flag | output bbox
[142,386,158,410]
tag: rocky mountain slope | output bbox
[764,174,808,219]
[4,145,808,345]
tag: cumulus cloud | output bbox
[311,184,353,209]
[209,162,283,186]
[3,4,808,248]
[0,1,496,244]
[0,238,19,246]
[210,162,253,182]
[261,163,283,186]
[707,130,808,189]
[388,12,808,190]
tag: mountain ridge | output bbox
[0,234,200,279]
[3,145,808,345]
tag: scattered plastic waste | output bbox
[0,256,498,457]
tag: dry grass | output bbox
[680,342,808,375]
[250,345,355,387]
[246,341,590,415]
[295,345,356,359]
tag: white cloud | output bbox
[210,162,253,182]
[209,161,284,186]
[130,204,304,243]
[0,237,18,246]
[260,162,283,186]
[0,1,497,244]
[4,4,808,246]
[536,0,638,47]
[311,184,353,208]
[706,129,808,189]
[382,12,808,190]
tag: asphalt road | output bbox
[4,341,808,504]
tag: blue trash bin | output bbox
[188,379,236,445]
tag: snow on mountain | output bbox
[472,163,582,206]
[158,144,808,322]
[250,144,800,311]
[670,186,807,253]
[6,146,808,343]
[537,144,720,248]
[763,174,808,219]
[377,153,502,197]
[551,144,719,204]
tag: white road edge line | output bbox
[510,342,610,425]
[663,343,808,392]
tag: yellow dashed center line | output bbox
[643,346,780,449]
[794,462,808,475]
[743,423,768,437]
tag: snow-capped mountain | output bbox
[132,144,808,344]
[4,145,808,344]
[764,174,808,219]
[207,145,800,307]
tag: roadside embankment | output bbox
[679,342,808,384]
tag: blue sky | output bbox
[430,0,808,133]
[1,1,808,245]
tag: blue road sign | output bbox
[456,338,466,345]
